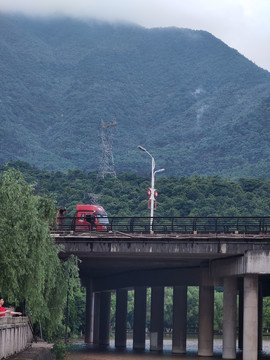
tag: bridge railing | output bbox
[0,317,33,358]
[54,216,270,234]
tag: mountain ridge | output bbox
[1,14,270,178]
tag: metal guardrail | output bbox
[55,216,270,234]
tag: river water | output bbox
[67,337,270,360]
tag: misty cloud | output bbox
[0,0,270,71]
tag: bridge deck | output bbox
[53,230,270,240]
[54,231,270,291]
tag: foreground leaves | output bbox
[0,168,80,339]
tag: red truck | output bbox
[72,204,110,231]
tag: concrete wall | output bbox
[0,317,32,359]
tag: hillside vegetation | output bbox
[1,14,270,178]
[3,161,270,217]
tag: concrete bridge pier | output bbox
[93,292,100,344]
[198,267,214,357]
[172,285,187,354]
[243,275,258,360]
[238,284,243,350]
[85,280,94,344]
[133,287,147,350]
[115,289,128,348]
[222,277,237,359]
[150,286,164,352]
[99,291,111,347]
[258,281,263,352]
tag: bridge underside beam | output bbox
[211,250,270,278]
[92,267,203,292]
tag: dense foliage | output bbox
[1,15,270,178]
[0,168,80,339]
[3,161,270,218]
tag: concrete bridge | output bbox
[54,227,270,360]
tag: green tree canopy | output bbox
[0,168,79,338]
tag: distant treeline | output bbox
[2,160,270,218]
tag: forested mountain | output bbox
[1,14,270,178]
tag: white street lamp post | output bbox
[138,146,165,234]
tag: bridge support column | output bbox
[115,289,128,348]
[172,285,187,354]
[198,268,214,357]
[133,287,147,350]
[150,286,164,352]
[99,291,111,347]
[243,275,258,360]
[85,280,94,343]
[258,281,263,352]
[238,281,243,350]
[93,292,100,344]
[222,277,237,359]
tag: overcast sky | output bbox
[1,0,270,72]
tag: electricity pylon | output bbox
[98,118,117,178]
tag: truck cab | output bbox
[73,204,110,231]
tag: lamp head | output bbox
[155,168,165,174]
[138,146,146,152]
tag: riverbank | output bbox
[8,340,53,360]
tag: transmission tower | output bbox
[87,193,101,204]
[98,118,117,178]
